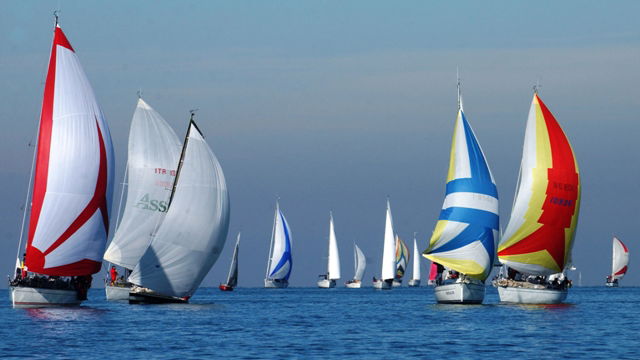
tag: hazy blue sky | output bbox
[1,1,639,288]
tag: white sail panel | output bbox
[103,99,181,269]
[612,237,629,280]
[412,238,421,280]
[328,215,341,280]
[354,244,366,281]
[26,26,114,276]
[129,123,230,297]
[381,201,396,280]
[226,234,240,287]
[267,208,293,280]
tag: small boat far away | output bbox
[392,235,409,287]
[345,243,366,288]
[408,235,421,287]
[423,80,498,304]
[264,201,293,288]
[317,213,341,288]
[606,236,629,287]
[103,97,182,301]
[220,233,240,291]
[373,200,396,290]
[127,114,231,304]
[493,90,580,304]
[9,17,115,308]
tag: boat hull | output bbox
[345,280,362,288]
[105,285,131,301]
[434,282,484,304]
[605,282,618,287]
[219,284,234,291]
[373,279,392,290]
[264,279,288,288]
[392,280,402,287]
[129,287,188,304]
[317,279,336,288]
[408,279,420,287]
[10,286,81,308]
[497,286,567,304]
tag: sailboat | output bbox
[9,16,115,307]
[606,236,629,287]
[220,233,240,291]
[128,114,230,304]
[408,235,421,287]
[345,243,366,288]
[493,90,580,304]
[423,81,498,304]
[103,97,181,301]
[373,200,396,290]
[392,235,409,287]
[318,213,341,288]
[264,202,293,288]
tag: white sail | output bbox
[103,99,181,269]
[266,204,293,280]
[327,214,341,280]
[225,233,240,287]
[611,236,629,280]
[129,121,230,297]
[354,244,366,281]
[412,237,421,280]
[381,200,396,281]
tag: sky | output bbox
[1,1,639,288]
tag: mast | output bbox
[168,110,197,209]
[265,200,278,278]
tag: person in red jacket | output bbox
[110,266,118,285]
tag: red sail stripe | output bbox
[498,95,579,270]
[618,239,629,253]
[614,266,628,276]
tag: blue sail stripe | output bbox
[439,207,499,230]
[269,211,293,280]
[446,178,498,198]
[430,223,495,258]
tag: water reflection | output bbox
[23,306,107,321]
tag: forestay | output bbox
[129,122,230,297]
[103,99,181,269]
[25,25,115,276]
[498,94,580,276]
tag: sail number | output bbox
[135,194,169,212]
[154,168,177,176]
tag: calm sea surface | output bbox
[0,286,638,359]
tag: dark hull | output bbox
[219,284,234,291]
[129,291,188,304]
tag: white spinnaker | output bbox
[267,210,292,280]
[129,123,230,297]
[612,237,629,280]
[381,201,396,281]
[328,215,341,280]
[412,238,421,280]
[354,244,366,281]
[104,99,181,269]
[30,34,114,270]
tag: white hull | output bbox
[345,280,362,288]
[605,282,618,287]
[434,282,484,304]
[264,279,289,288]
[105,285,131,301]
[408,279,420,287]
[317,279,336,288]
[497,286,567,304]
[392,280,402,287]
[427,280,435,286]
[373,279,392,290]
[10,286,81,308]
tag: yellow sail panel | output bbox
[423,253,488,280]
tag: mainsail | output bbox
[128,120,230,297]
[411,237,421,280]
[327,213,341,280]
[498,93,580,276]
[266,203,293,281]
[381,200,396,281]
[225,233,240,287]
[353,243,366,281]
[395,235,410,279]
[103,99,181,269]
[24,24,115,276]
[423,97,498,280]
[611,236,629,280]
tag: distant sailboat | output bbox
[128,114,230,303]
[9,17,115,308]
[103,97,181,301]
[265,202,293,288]
[345,244,366,288]
[373,200,396,290]
[392,235,409,287]
[494,90,580,304]
[606,236,629,287]
[423,80,498,304]
[318,213,341,288]
[408,235,421,287]
[220,233,240,291]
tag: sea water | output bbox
[0,286,637,359]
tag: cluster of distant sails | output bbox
[8,18,631,308]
